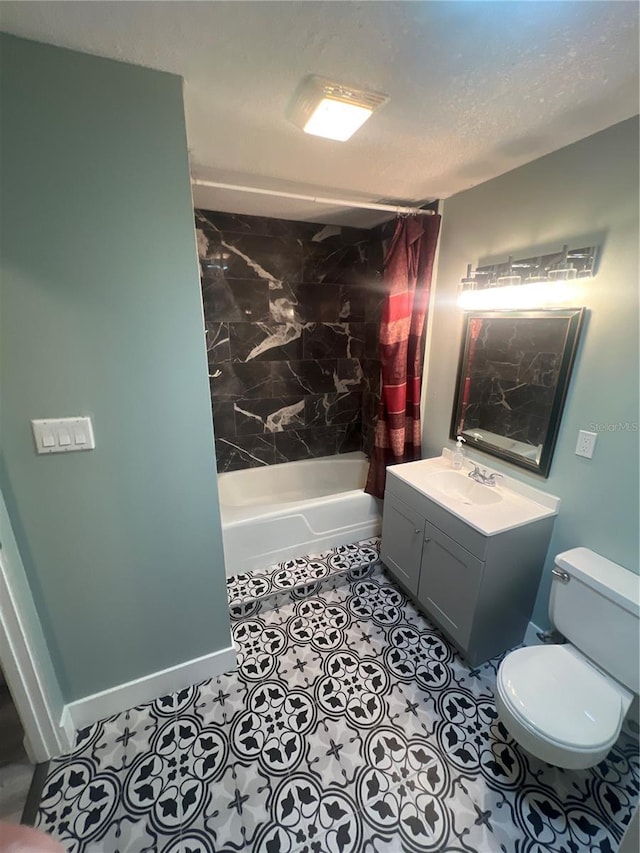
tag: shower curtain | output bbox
[365,213,441,499]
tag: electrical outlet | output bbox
[575,429,597,459]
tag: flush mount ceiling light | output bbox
[287,76,389,142]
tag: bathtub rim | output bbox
[218,450,372,526]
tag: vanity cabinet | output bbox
[380,498,425,596]
[381,469,556,666]
[418,520,484,651]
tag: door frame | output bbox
[0,501,72,762]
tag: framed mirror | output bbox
[450,308,585,477]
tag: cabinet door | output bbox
[380,495,425,595]
[417,520,484,648]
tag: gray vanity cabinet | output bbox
[418,520,484,651]
[381,470,555,666]
[380,496,425,596]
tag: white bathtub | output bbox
[217,451,382,577]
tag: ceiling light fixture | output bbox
[288,76,389,142]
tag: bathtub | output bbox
[217,451,382,577]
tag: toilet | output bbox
[495,547,639,770]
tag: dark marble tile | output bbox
[362,390,379,425]
[229,322,304,363]
[528,414,549,446]
[337,421,364,454]
[269,281,301,324]
[335,358,364,392]
[484,356,521,384]
[234,397,305,435]
[339,284,366,321]
[364,281,386,323]
[365,322,379,360]
[211,400,235,437]
[502,382,555,413]
[274,426,338,463]
[367,233,385,280]
[205,322,230,364]
[476,318,566,364]
[210,362,272,400]
[197,208,318,240]
[303,323,365,360]
[201,276,270,323]
[201,274,241,322]
[477,404,538,445]
[198,209,264,236]
[295,283,341,322]
[214,435,275,472]
[301,240,369,285]
[362,389,379,458]
[361,359,381,394]
[305,392,362,427]
[271,360,338,396]
[522,351,560,387]
[220,233,302,283]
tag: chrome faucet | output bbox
[468,464,503,487]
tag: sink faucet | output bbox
[468,464,503,487]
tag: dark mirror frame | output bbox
[450,308,586,478]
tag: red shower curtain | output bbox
[365,213,441,499]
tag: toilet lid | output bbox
[498,645,625,749]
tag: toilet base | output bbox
[494,688,616,770]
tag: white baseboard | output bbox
[64,645,237,733]
[523,620,544,647]
[59,707,76,750]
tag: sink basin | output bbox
[425,470,503,506]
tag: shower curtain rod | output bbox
[190,178,435,216]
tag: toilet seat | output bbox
[497,644,626,749]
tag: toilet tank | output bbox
[550,548,640,695]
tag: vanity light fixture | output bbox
[287,76,389,142]
[458,244,597,310]
[202,249,231,273]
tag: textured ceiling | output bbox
[1,1,638,226]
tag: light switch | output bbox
[41,431,55,448]
[31,417,95,454]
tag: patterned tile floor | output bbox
[226,540,381,621]
[35,544,639,852]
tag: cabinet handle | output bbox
[414,529,421,534]
[424,537,431,543]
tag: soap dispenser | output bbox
[452,436,466,470]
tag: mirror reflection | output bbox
[451,309,585,477]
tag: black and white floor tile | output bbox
[36,542,639,852]
[226,538,381,621]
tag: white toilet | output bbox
[495,547,639,769]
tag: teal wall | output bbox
[423,118,639,628]
[0,35,231,702]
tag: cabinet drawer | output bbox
[418,520,484,648]
[381,495,425,596]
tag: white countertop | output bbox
[387,452,560,536]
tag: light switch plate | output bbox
[31,417,95,454]
[575,429,597,459]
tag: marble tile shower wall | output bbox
[195,210,383,472]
